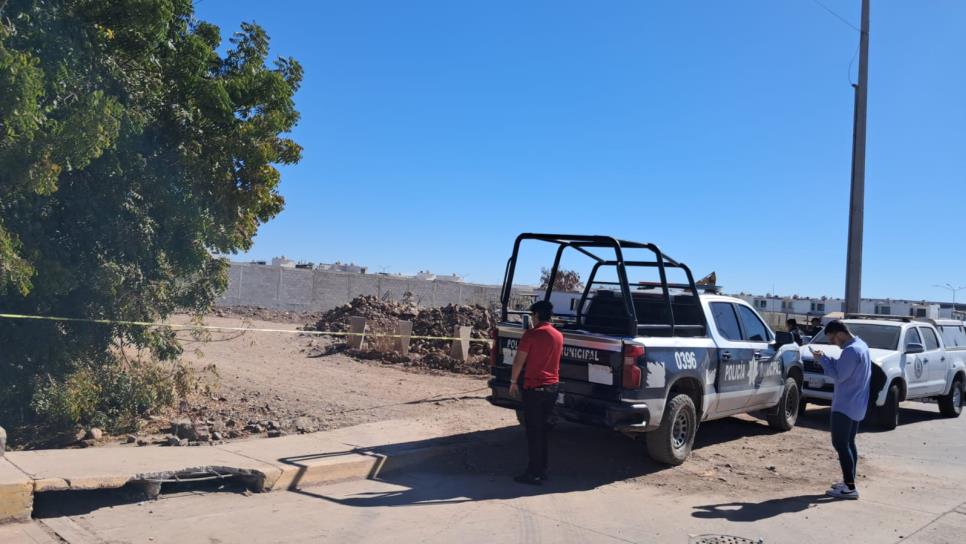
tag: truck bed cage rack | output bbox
[499,233,709,337]
[636,281,719,292]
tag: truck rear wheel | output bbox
[877,384,900,430]
[646,394,697,466]
[939,377,963,418]
[766,377,800,431]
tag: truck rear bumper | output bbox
[487,381,651,432]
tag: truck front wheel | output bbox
[646,394,697,466]
[938,377,963,418]
[766,377,800,431]
[877,384,900,430]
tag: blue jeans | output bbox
[831,411,860,484]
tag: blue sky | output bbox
[195,1,966,301]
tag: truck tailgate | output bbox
[492,325,625,400]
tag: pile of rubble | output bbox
[157,414,318,446]
[306,296,496,375]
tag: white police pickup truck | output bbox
[801,316,966,430]
[487,234,803,465]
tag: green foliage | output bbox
[30,366,102,428]
[0,0,301,431]
[29,357,218,433]
[539,267,584,293]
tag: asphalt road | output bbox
[5,401,966,544]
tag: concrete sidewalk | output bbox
[0,418,505,524]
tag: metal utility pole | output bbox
[934,284,966,304]
[845,0,870,315]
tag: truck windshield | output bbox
[810,323,901,350]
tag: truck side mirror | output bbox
[774,331,794,348]
[905,343,925,355]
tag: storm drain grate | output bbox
[144,468,238,484]
[689,536,763,544]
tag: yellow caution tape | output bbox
[0,313,494,344]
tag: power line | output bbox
[808,0,861,33]
[848,43,860,86]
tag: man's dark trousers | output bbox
[522,385,558,477]
[831,411,860,484]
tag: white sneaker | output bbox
[826,486,860,500]
[828,482,848,492]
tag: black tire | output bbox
[646,394,698,466]
[767,377,801,431]
[939,377,963,418]
[877,383,900,430]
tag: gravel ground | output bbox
[116,314,512,447]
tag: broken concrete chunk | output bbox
[294,417,317,434]
[171,419,199,440]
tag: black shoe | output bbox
[513,473,543,486]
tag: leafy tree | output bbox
[539,267,583,293]
[0,0,302,431]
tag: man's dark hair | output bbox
[823,320,851,336]
[530,300,554,321]
[786,318,798,327]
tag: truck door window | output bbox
[919,327,940,351]
[710,302,741,341]
[736,304,772,342]
[905,328,922,349]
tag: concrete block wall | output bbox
[217,263,520,312]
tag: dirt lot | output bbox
[147,312,857,499]
[164,314,510,440]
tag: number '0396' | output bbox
[675,351,698,369]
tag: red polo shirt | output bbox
[519,322,563,389]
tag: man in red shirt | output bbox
[509,300,563,485]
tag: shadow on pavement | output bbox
[32,479,251,518]
[692,494,836,522]
[284,415,790,508]
[796,403,945,434]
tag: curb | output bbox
[265,440,463,492]
[0,459,32,523]
[0,422,488,525]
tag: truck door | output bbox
[708,301,758,414]
[733,304,783,409]
[917,326,947,395]
[903,327,929,397]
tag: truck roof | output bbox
[840,318,932,329]
[700,294,754,305]
[919,318,966,327]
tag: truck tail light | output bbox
[489,328,499,367]
[623,344,645,389]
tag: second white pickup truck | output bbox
[801,316,966,429]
